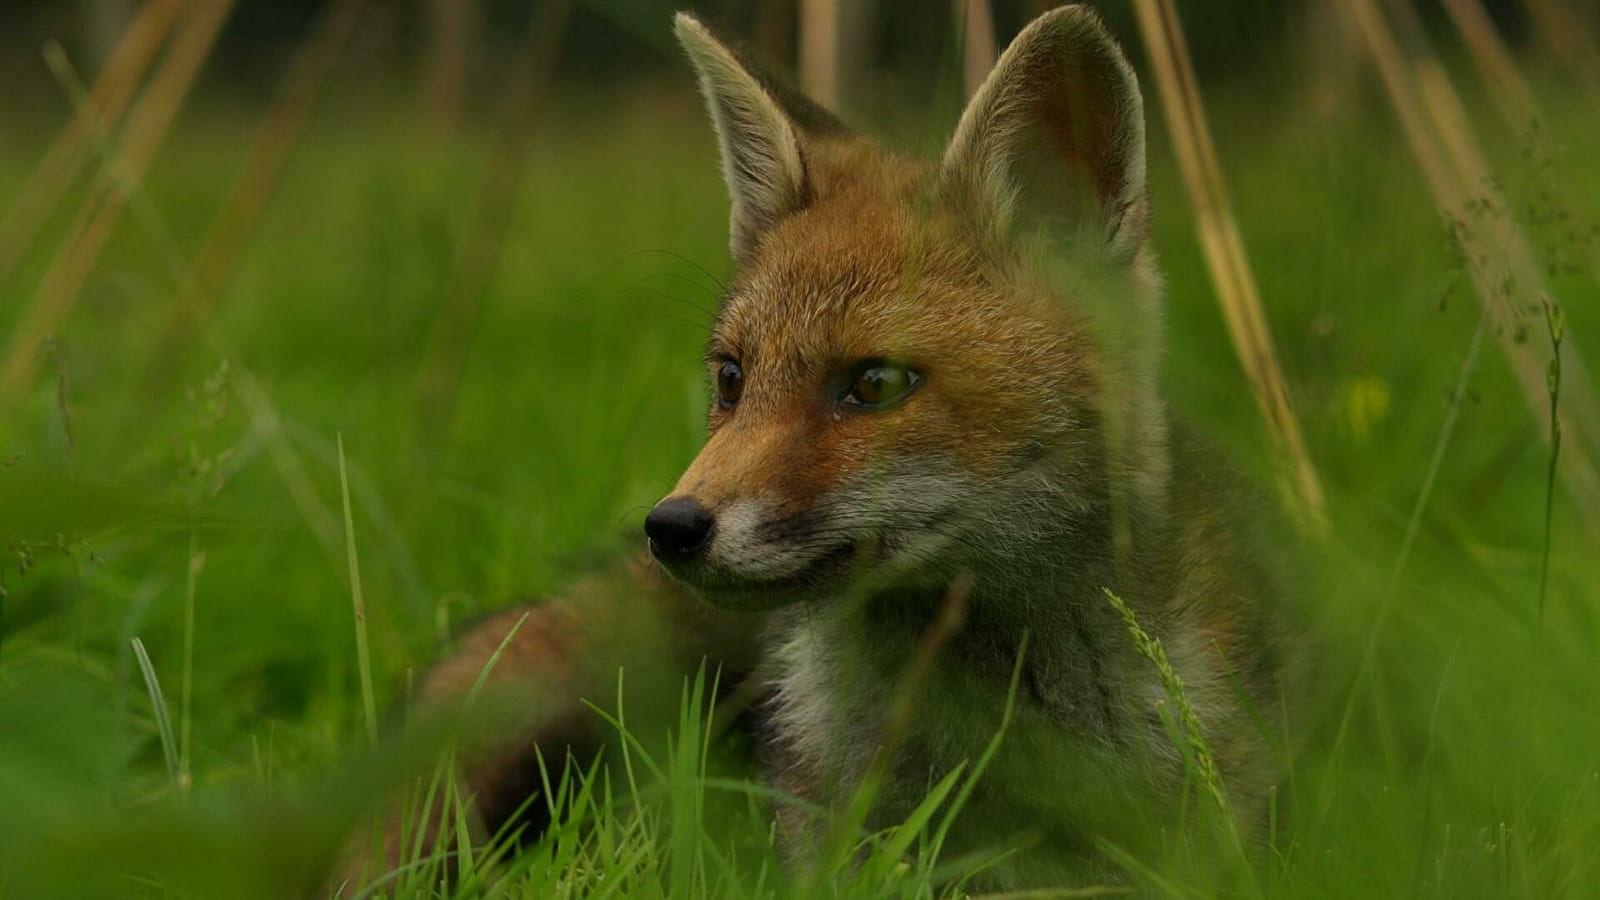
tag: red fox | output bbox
[336,4,1294,891]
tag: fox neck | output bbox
[764,463,1176,801]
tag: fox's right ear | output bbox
[941,5,1148,256]
[675,13,843,266]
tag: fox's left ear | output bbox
[941,5,1147,256]
[675,13,848,266]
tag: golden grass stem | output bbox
[959,0,997,100]
[0,0,234,412]
[1440,0,1537,126]
[426,0,476,132]
[0,0,184,292]
[1130,0,1328,530]
[1524,0,1600,110]
[799,0,842,109]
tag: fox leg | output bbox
[329,555,763,893]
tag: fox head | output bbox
[646,5,1167,611]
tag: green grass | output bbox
[2,44,1600,898]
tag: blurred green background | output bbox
[1,0,1599,897]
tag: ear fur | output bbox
[674,13,843,265]
[941,5,1148,256]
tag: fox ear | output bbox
[675,13,841,266]
[941,5,1147,255]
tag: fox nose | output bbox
[644,497,715,559]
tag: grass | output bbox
[2,15,1600,899]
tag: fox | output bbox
[333,4,1295,893]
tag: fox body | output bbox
[335,5,1294,892]
[652,6,1291,879]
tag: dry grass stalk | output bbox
[167,0,367,332]
[414,0,575,432]
[959,0,997,100]
[1439,0,1537,126]
[1130,0,1329,529]
[0,0,236,409]
[427,0,476,132]
[1524,0,1600,109]
[1344,0,1600,531]
[799,0,842,109]
[0,0,185,291]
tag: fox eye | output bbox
[844,361,920,409]
[716,359,744,408]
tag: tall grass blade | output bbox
[130,636,180,791]
[1391,304,1490,586]
[338,433,379,746]
[179,531,202,792]
[1539,296,1565,620]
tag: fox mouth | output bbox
[663,540,858,610]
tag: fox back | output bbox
[642,5,1296,886]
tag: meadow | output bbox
[2,3,1600,897]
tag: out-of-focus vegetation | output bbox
[2,1,1599,897]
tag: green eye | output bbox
[716,359,743,408]
[844,361,920,409]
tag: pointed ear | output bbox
[941,5,1148,255]
[675,13,844,265]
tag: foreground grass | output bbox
[1,60,1599,898]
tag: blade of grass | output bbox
[928,632,1027,860]
[130,636,180,790]
[1538,296,1565,620]
[338,433,378,746]
[179,530,202,792]
[1391,302,1490,587]
[803,574,973,889]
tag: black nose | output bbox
[644,497,715,559]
